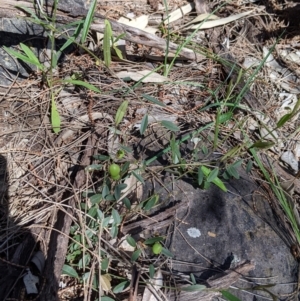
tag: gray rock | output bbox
[142,170,298,301]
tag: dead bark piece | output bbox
[168,261,255,301]
[194,0,209,15]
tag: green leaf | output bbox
[246,160,253,173]
[114,184,127,200]
[181,284,206,292]
[161,120,180,132]
[149,264,155,278]
[115,100,128,126]
[20,43,40,66]
[113,281,130,294]
[3,46,44,71]
[144,194,159,211]
[103,19,112,67]
[113,45,124,60]
[144,236,164,245]
[190,273,196,285]
[63,79,101,93]
[221,290,242,301]
[101,297,115,301]
[51,97,60,133]
[110,224,118,238]
[112,208,121,224]
[140,114,148,135]
[251,140,275,149]
[226,166,239,179]
[219,112,233,124]
[101,257,109,271]
[207,168,219,183]
[202,145,208,155]
[277,113,292,128]
[93,154,110,161]
[142,94,166,107]
[81,0,97,44]
[126,236,137,247]
[102,184,110,199]
[132,170,145,184]
[131,249,141,262]
[122,197,131,209]
[161,247,173,258]
[90,194,102,204]
[198,167,204,185]
[170,135,181,164]
[62,264,79,279]
[201,166,227,192]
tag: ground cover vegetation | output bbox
[1,0,300,300]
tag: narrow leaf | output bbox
[101,297,115,301]
[251,140,275,149]
[62,264,79,279]
[144,195,159,211]
[51,98,60,133]
[221,290,242,301]
[20,43,40,65]
[140,114,148,135]
[112,208,121,225]
[103,19,112,67]
[198,167,204,185]
[207,168,219,182]
[277,113,292,128]
[161,120,180,132]
[132,170,145,184]
[161,247,173,258]
[144,236,164,245]
[246,160,253,173]
[142,94,166,107]
[81,0,97,44]
[126,236,137,248]
[3,46,44,70]
[63,79,101,93]
[131,249,141,262]
[113,281,130,293]
[181,284,206,292]
[149,264,155,278]
[115,100,128,126]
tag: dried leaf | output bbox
[186,10,253,30]
[116,70,168,83]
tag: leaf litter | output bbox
[1,0,300,300]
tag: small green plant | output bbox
[3,0,100,133]
[103,19,125,67]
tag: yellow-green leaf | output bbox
[104,20,112,67]
[115,100,128,126]
[51,98,60,133]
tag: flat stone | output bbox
[142,169,298,300]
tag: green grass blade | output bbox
[161,120,180,132]
[62,79,101,93]
[51,97,61,133]
[115,100,128,126]
[19,43,40,65]
[3,46,44,70]
[140,114,148,135]
[103,20,112,67]
[81,0,97,44]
